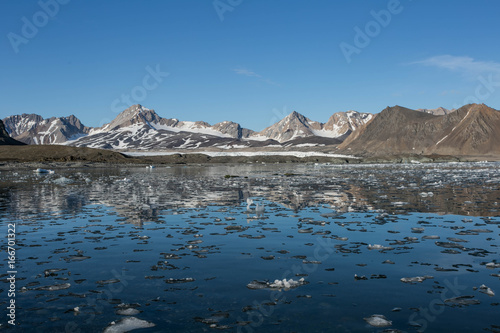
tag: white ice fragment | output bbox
[400,276,433,284]
[248,277,306,290]
[363,314,392,327]
[116,308,141,315]
[479,284,495,296]
[367,244,393,250]
[52,177,73,185]
[35,168,54,174]
[485,262,500,268]
[103,317,155,333]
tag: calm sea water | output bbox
[1,163,499,332]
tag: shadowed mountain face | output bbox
[340,104,500,156]
[0,119,25,145]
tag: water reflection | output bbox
[1,163,499,225]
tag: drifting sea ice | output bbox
[478,284,495,296]
[247,278,306,290]
[103,317,155,333]
[400,276,433,284]
[363,314,392,327]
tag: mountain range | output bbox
[1,105,372,150]
[2,103,499,157]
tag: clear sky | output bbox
[2,0,500,131]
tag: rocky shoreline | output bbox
[1,145,497,171]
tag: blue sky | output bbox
[2,0,500,131]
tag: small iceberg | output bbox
[485,262,500,268]
[247,278,306,290]
[35,283,71,291]
[367,244,393,251]
[479,284,495,296]
[400,276,433,284]
[103,317,155,333]
[35,168,54,174]
[52,177,73,185]
[116,308,141,316]
[363,314,392,327]
[444,295,480,306]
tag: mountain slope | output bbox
[341,104,500,156]
[0,119,25,145]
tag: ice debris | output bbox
[479,284,495,296]
[247,278,306,290]
[363,314,392,327]
[368,244,393,250]
[400,276,433,284]
[35,168,54,174]
[103,317,155,333]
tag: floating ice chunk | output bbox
[103,317,155,333]
[165,277,195,284]
[35,168,54,174]
[422,235,440,240]
[53,177,73,185]
[367,244,393,251]
[400,276,433,284]
[363,314,392,327]
[444,295,480,306]
[116,308,141,316]
[479,284,495,296]
[97,279,120,285]
[247,278,306,290]
[36,283,71,291]
[485,262,500,268]
[435,241,465,250]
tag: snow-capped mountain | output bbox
[68,105,262,150]
[3,114,90,144]
[250,110,373,143]
[416,107,455,116]
[3,104,372,150]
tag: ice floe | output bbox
[363,314,392,327]
[400,276,433,284]
[247,278,307,290]
[103,317,155,333]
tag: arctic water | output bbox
[1,162,499,332]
